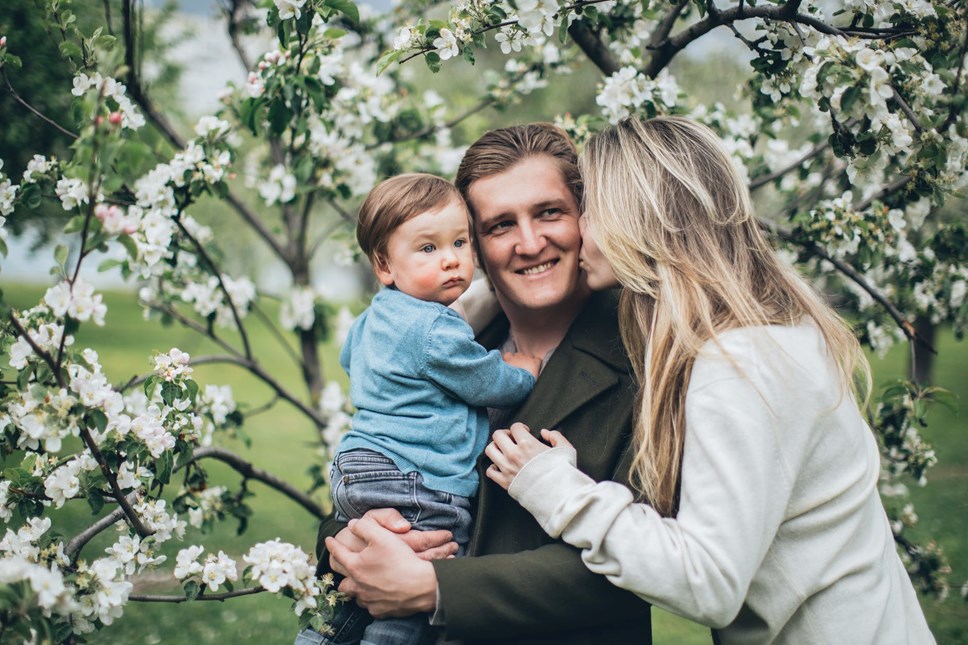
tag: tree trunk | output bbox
[909,314,936,385]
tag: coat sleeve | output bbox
[433,539,649,639]
[420,312,535,408]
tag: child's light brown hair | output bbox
[356,173,464,267]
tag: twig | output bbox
[174,217,253,359]
[941,21,968,131]
[7,312,63,387]
[130,586,266,603]
[0,71,78,139]
[750,139,831,191]
[890,85,924,133]
[249,300,304,367]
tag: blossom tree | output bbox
[0,0,965,640]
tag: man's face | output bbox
[467,155,586,319]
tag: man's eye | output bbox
[490,221,513,233]
[420,244,435,253]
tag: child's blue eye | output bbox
[454,239,466,248]
[420,244,435,253]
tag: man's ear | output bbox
[372,253,394,286]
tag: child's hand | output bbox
[503,351,541,378]
[484,423,572,490]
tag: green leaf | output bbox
[424,51,441,74]
[86,490,105,514]
[268,99,292,135]
[156,450,174,485]
[183,580,201,601]
[161,380,181,406]
[144,375,158,398]
[64,215,86,234]
[119,233,139,260]
[89,409,108,433]
[325,0,360,24]
[376,49,403,76]
[54,244,69,267]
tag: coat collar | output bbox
[477,290,631,431]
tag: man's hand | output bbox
[329,508,458,563]
[326,516,440,618]
[485,423,572,489]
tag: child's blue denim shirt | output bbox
[336,287,535,497]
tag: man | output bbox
[315,124,652,644]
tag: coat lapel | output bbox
[477,290,630,435]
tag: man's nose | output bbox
[515,222,546,256]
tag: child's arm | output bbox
[423,312,535,409]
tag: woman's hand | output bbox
[485,422,572,490]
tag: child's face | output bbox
[375,198,476,306]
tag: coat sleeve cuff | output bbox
[508,445,594,538]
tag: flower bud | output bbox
[108,112,122,126]
[0,36,7,48]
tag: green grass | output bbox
[1,282,965,644]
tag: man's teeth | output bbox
[521,261,554,275]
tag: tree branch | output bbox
[64,495,138,559]
[750,139,831,192]
[188,446,325,518]
[7,312,64,387]
[567,19,619,76]
[118,0,289,264]
[189,354,326,427]
[643,3,917,79]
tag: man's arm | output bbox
[433,542,649,640]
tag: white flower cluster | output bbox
[71,72,146,130]
[3,383,79,453]
[0,159,18,217]
[132,497,186,542]
[72,556,134,629]
[94,203,139,235]
[55,176,90,211]
[596,66,680,124]
[154,347,193,382]
[44,277,107,326]
[186,486,228,528]
[174,545,239,591]
[7,308,74,371]
[44,453,98,508]
[280,285,318,330]
[0,518,75,615]
[179,273,257,328]
[197,384,237,446]
[22,153,57,183]
[104,534,166,576]
[259,164,297,205]
[274,0,307,21]
[242,539,328,615]
[319,380,353,463]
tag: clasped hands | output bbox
[485,421,571,490]
[326,423,571,618]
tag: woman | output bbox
[485,116,934,644]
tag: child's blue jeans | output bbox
[298,448,472,645]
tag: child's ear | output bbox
[372,254,394,286]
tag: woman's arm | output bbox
[494,353,800,627]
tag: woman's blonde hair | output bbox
[580,116,871,516]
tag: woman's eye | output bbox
[540,208,561,217]
[420,244,435,253]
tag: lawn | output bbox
[1,282,965,644]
